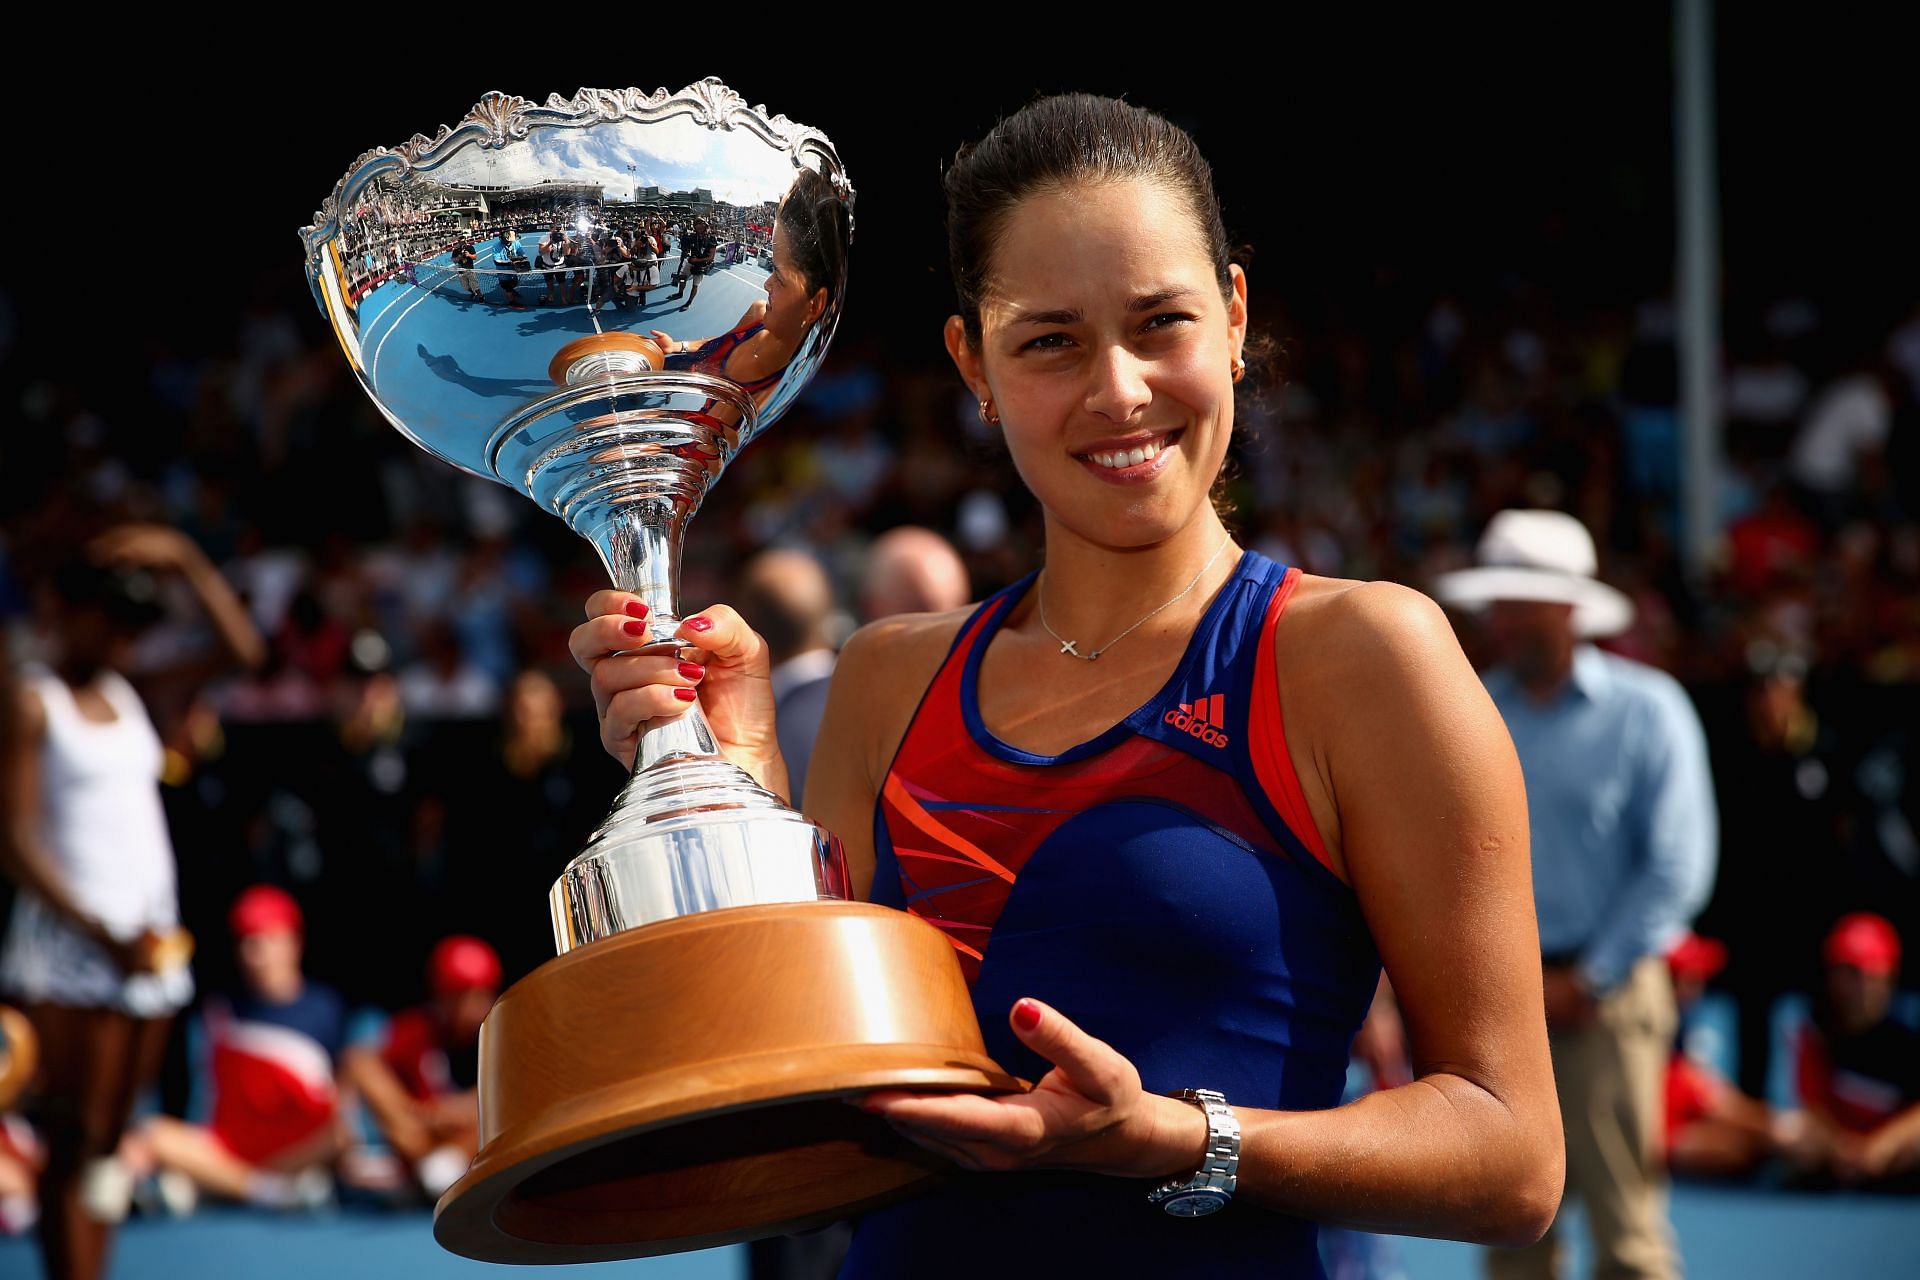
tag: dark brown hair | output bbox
[777,167,850,302]
[943,93,1234,348]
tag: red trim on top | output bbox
[1249,568,1342,881]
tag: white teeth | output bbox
[1088,436,1166,469]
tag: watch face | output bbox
[1163,1190,1228,1218]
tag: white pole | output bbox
[1676,0,1722,580]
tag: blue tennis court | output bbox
[2,1181,1913,1278]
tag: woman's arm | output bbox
[865,582,1561,1246]
[1235,581,1560,1240]
[92,525,266,672]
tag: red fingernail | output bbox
[1013,1000,1041,1032]
[678,662,705,681]
[673,687,697,702]
[624,601,649,619]
[685,615,713,633]
[624,619,647,635]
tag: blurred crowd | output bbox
[1,250,1917,1235]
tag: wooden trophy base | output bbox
[433,902,1020,1262]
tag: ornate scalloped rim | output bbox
[300,78,853,247]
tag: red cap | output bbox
[1666,932,1728,981]
[228,886,302,940]
[1824,913,1901,976]
[429,936,502,1000]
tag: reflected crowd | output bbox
[335,185,774,311]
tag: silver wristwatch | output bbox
[1146,1088,1239,1217]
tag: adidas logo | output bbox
[1164,693,1230,748]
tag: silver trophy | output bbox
[302,82,1012,1262]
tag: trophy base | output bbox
[433,901,1021,1263]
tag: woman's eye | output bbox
[1021,332,1073,352]
[1143,312,1197,334]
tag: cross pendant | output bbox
[1059,639,1080,657]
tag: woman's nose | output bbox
[1083,344,1152,423]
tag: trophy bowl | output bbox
[301,80,1018,1262]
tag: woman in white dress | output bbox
[0,526,262,1280]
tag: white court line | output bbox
[360,276,414,335]
[359,249,455,342]
[370,282,446,385]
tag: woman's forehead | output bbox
[983,180,1212,316]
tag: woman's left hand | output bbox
[856,998,1205,1179]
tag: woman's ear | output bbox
[944,315,990,403]
[806,287,829,327]
[1227,264,1249,366]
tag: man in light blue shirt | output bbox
[1486,643,1718,1002]
[1439,510,1716,1280]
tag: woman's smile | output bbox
[1074,427,1186,482]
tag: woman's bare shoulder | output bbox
[814,605,978,802]
[1284,574,1459,667]
[1274,571,1466,690]
[838,604,977,686]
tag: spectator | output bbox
[736,549,837,804]
[1437,509,1718,1280]
[1794,913,1920,1186]
[1663,932,1817,1179]
[118,887,343,1214]
[396,621,499,720]
[859,526,971,622]
[340,937,499,1201]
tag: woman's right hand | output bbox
[89,924,163,977]
[569,592,787,794]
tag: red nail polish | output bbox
[685,615,713,633]
[624,619,647,635]
[673,687,697,702]
[678,662,705,681]
[1013,999,1041,1032]
[624,600,649,619]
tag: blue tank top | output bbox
[845,550,1381,1278]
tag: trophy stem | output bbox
[578,496,728,773]
[551,494,849,952]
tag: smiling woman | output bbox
[572,93,1562,1277]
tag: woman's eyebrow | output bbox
[1010,288,1197,328]
[1129,287,1196,311]
[1011,306,1081,327]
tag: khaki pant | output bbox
[1487,957,1679,1280]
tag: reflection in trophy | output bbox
[301,82,1015,1262]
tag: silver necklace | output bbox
[1037,534,1236,661]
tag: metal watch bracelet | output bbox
[1146,1088,1240,1216]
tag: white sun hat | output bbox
[1432,509,1635,639]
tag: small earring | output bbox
[978,399,1000,425]
[1230,357,1246,384]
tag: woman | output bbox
[1,526,263,1280]
[629,226,661,308]
[538,228,568,306]
[572,95,1560,1276]
[652,170,843,411]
